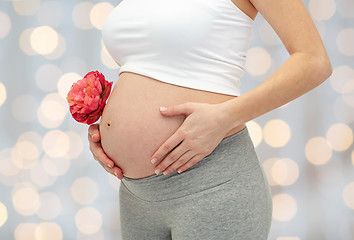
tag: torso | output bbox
[99,1,257,179]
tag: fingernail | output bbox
[163,170,169,175]
[160,106,167,112]
[107,164,112,168]
[177,169,181,174]
[151,158,157,164]
[114,172,117,177]
[155,169,161,175]
[93,134,97,139]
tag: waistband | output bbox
[121,126,260,202]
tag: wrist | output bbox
[217,98,246,132]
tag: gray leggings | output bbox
[119,127,272,240]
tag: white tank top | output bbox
[102,0,254,96]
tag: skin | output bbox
[88,0,332,179]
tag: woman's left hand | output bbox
[150,101,235,176]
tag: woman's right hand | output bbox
[88,124,124,180]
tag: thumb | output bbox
[159,102,194,117]
[88,124,101,142]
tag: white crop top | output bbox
[102,0,254,96]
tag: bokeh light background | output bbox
[0,0,353,239]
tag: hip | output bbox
[120,126,270,202]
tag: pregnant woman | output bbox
[88,0,332,239]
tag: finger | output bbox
[159,102,194,117]
[154,139,191,174]
[96,160,115,176]
[88,124,100,142]
[93,145,124,179]
[90,140,115,168]
[112,166,124,180]
[151,131,185,167]
[96,157,123,179]
[161,150,196,175]
[176,154,204,174]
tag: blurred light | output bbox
[57,72,82,99]
[11,94,39,123]
[61,56,87,75]
[30,26,59,55]
[36,192,62,220]
[271,158,299,186]
[343,182,354,210]
[259,20,281,46]
[277,238,301,240]
[101,38,120,69]
[43,33,66,60]
[245,47,272,76]
[75,207,103,234]
[329,65,354,94]
[0,82,7,106]
[262,158,279,186]
[337,28,354,56]
[71,177,99,205]
[13,0,40,16]
[40,93,67,121]
[35,222,63,240]
[42,155,70,177]
[18,131,42,151]
[263,119,291,148]
[337,0,354,18]
[19,28,37,56]
[72,2,94,30]
[77,229,105,240]
[0,11,11,39]
[36,64,63,92]
[37,1,64,28]
[0,171,21,187]
[42,130,70,158]
[12,131,42,170]
[246,120,263,147]
[12,186,40,216]
[66,131,83,159]
[308,0,336,21]
[0,148,21,176]
[272,193,297,222]
[15,223,37,240]
[90,3,115,30]
[0,201,8,228]
[37,93,67,128]
[12,140,39,169]
[305,137,332,165]
[30,161,57,188]
[326,123,353,151]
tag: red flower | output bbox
[66,71,113,125]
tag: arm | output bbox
[219,0,332,128]
[150,0,332,175]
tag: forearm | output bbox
[220,52,332,129]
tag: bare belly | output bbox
[99,72,245,179]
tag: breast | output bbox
[99,73,237,179]
[101,0,253,97]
